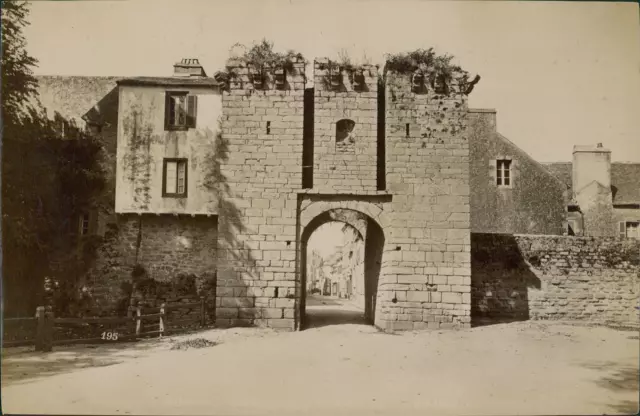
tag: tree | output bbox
[1,1,107,316]
[1,0,39,128]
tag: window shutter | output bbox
[187,95,197,128]
[164,93,172,130]
[618,222,626,238]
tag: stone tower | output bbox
[216,57,307,330]
[377,68,472,330]
[312,59,380,193]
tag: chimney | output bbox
[572,143,611,195]
[173,58,207,77]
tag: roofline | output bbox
[468,108,496,113]
[117,78,220,88]
[35,74,125,80]
[494,132,569,191]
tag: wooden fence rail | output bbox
[2,297,208,352]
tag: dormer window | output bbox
[165,92,197,130]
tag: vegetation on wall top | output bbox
[384,48,480,94]
[214,39,306,90]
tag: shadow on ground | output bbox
[580,360,640,414]
[304,295,368,329]
[1,338,167,387]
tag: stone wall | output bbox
[215,58,307,330]
[375,70,472,331]
[471,233,640,327]
[467,110,567,235]
[312,60,379,192]
[87,214,217,314]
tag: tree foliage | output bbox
[1,0,38,127]
[1,1,107,315]
[384,48,480,94]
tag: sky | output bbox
[23,0,640,162]
[308,222,359,258]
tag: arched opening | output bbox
[299,209,385,329]
[335,119,356,149]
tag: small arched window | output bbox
[336,119,356,146]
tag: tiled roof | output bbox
[117,76,219,88]
[34,75,120,124]
[543,162,640,205]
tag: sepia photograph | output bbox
[1,0,639,415]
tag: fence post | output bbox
[38,306,54,352]
[159,303,165,338]
[200,296,206,327]
[135,305,141,338]
[35,306,45,351]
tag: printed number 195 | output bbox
[101,331,119,341]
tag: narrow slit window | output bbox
[405,123,410,138]
[266,121,271,134]
[79,213,90,235]
[496,159,512,187]
[163,159,188,197]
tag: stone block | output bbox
[221,297,254,308]
[442,292,462,304]
[262,308,283,319]
[406,291,431,302]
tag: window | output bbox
[165,92,197,130]
[336,119,356,147]
[79,213,90,236]
[496,159,512,187]
[163,159,188,197]
[619,221,640,239]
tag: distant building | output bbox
[544,145,640,238]
[468,109,568,235]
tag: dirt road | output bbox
[2,312,638,415]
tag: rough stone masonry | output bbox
[211,58,473,331]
